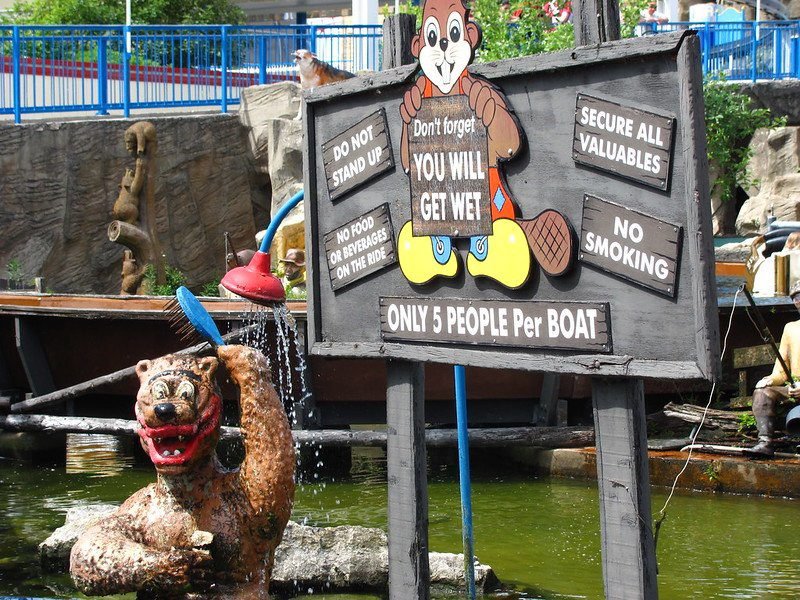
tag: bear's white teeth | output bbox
[178,436,187,442]
[162,450,172,457]
[174,449,182,456]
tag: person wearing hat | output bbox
[749,280,800,456]
[280,248,306,294]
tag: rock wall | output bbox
[736,126,800,234]
[238,82,305,262]
[0,114,266,294]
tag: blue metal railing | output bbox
[0,24,382,123]
[653,20,800,81]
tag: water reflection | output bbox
[65,434,135,478]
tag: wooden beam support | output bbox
[386,359,429,599]
[592,378,658,600]
[14,317,56,398]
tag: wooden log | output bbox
[107,220,154,263]
[661,402,746,432]
[10,325,256,414]
[0,414,594,448]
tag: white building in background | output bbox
[235,0,389,24]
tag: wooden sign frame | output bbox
[303,31,719,383]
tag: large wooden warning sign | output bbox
[302,31,719,382]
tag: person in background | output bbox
[748,280,800,457]
[640,2,669,24]
[544,0,572,25]
[280,248,306,294]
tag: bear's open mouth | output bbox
[135,393,221,467]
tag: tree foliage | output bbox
[703,75,786,204]
[4,0,245,25]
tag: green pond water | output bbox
[1,434,799,599]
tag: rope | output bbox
[653,286,741,557]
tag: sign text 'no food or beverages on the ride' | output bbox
[322,108,394,201]
[573,93,675,190]
[409,96,492,238]
[324,203,397,291]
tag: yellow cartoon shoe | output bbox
[397,221,459,285]
[466,219,532,289]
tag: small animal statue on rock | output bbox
[293,49,355,121]
[70,345,296,598]
[748,280,800,457]
[293,49,355,90]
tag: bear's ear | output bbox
[135,359,151,379]
[466,21,481,51]
[197,356,218,379]
[411,32,422,58]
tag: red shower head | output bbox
[220,250,285,305]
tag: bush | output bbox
[704,75,786,205]
[143,263,186,296]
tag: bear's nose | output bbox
[439,38,448,51]
[154,403,177,423]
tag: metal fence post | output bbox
[258,34,267,85]
[774,29,782,79]
[751,21,758,81]
[221,25,229,114]
[12,26,21,124]
[702,23,710,75]
[97,36,109,115]
[793,34,800,78]
[309,25,318,55]
[123,25,131,118]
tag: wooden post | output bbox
[592,379,658,600]
[382,13,416,72]
[573,0,620,46]
[386,359,429,599]
[381,17,430,599]
[573,2,658,598]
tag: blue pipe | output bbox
[259,190,305,253]
[454,364,476,600]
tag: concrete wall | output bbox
[0,114,267,294]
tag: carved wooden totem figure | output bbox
[108,121,161,295]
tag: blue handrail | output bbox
[653,20,800,81]
[0,24,383,123]
[2,20,798,123]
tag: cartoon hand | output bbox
[400,84,423,124]
[462,77,497,129]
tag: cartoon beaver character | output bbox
[398,0,575,288]
[70,346,295,598]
